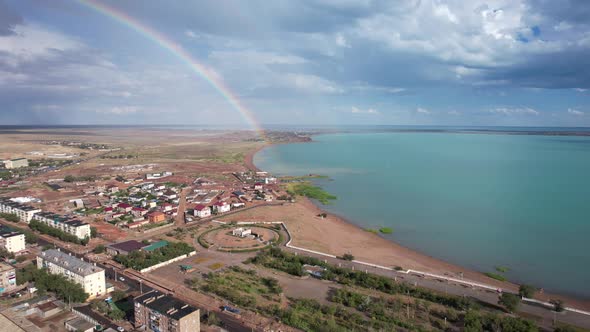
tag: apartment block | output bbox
[0,229,26,253]
[33,212,91,240]
[3,158,28,169]
[0,262,17,294]
[0,198,41,223]
[134,290,200,332]
[37,249,105,298]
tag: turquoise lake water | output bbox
[254,132,590,299]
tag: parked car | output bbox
[221,305,240,314]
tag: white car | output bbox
[116,327,125,332]
[119,277,125,281]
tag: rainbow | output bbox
[76,0,265,138]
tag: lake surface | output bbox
[254,132,590,299]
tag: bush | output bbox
[498,293,520,312]
[115,241,194,270]
[93,244,105,254]
[16,263,88,302]
[340,253,354,261]
[519,284,536,298]
[379,227,393,234]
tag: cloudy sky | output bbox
[1,0,589,127]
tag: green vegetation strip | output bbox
[379,227,393,234]
[286,182,336,205]
[115,241,193,270]
[0,213,19,223]
[484,272,508,282]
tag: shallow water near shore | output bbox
[254,132,590,299]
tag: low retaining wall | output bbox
[139,251,197,273]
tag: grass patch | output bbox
[484,272,508,282]
[365,228,378,234]
[286,182,336,205]
[208,262,224,270]
[379,227,393,234]
[495,266,510,273]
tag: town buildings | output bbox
[3,158,28,169]
[0,198,41,223]
[0,262,17,294]
[134,290,200,332]
[37,249,106,298]
[33,212,91,240]
[0,229,25,253]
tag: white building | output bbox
[33,212,91,240]
[213,201,230,214]
[232,227,251,237]
[0,198,41,223]
[0,230,26,253]
[37,249,105,298]
[3,158,28,169]
[193,205,211,218]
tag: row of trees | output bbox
[16,263,88,303]
[29,219,89,245]
[115,241,193,270]
[250,247,474,311]
[0,213,19,222]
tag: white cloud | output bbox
[488,107,539,116]
[415,107,431,115]
[567,108,584,116]
[0,24,81,66]
[448,110,461,115]
[96,106,141,115]
[185,29,197,38]
[335,33,350,48]
[285,73,343,94]
[351,106,379,114]
[573,88,587,92]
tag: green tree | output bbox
[93,244,105,254]
[498,293,520,313]
[64,175,75,182]
[90,227,98,238]
[518,284,536,298]
[0,213,20,222]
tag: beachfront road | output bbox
[282,246,590,330]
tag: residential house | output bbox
[117,203,133,212]
[193,205,211,218]
[132,207,148,218]
[212,201,230,214]
[147,211,166,223]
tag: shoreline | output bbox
[244,140,590,310]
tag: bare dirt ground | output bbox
[204,226,277,250]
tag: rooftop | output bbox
[106,240,144,253]
[142,240,168,252]
[135,290,198,321]
[38,249,104,276]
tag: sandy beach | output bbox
[242,146,590,311]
